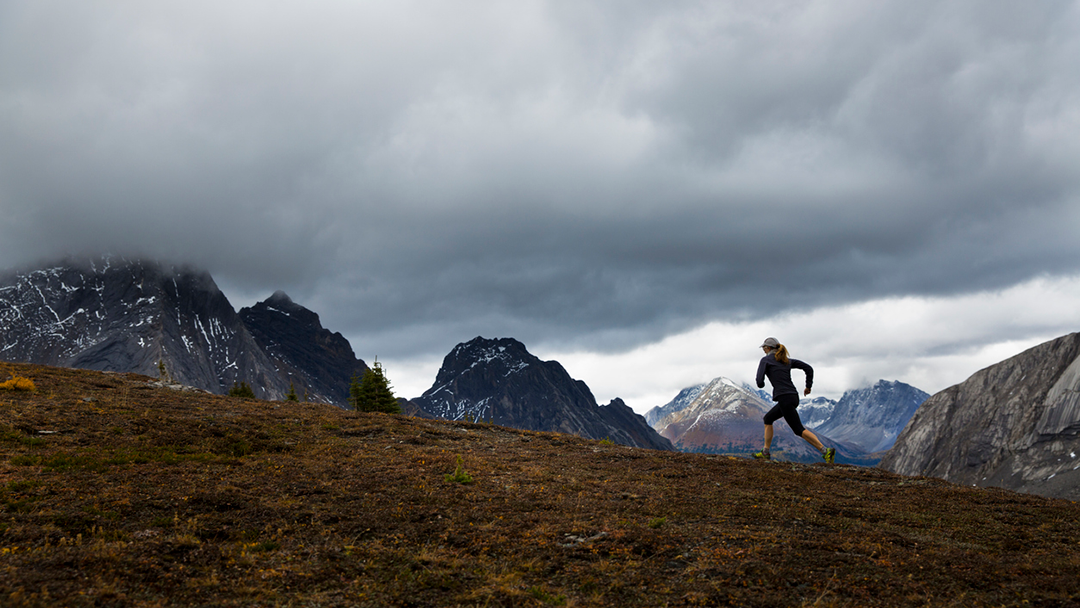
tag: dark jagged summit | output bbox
[239,291,369,405]
[413,337,672,450]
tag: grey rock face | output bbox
[815,380,928,453]
[798,396,838,429]
[413,337,673,450]
[880,333,1080,500]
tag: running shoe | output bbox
[823,447,836,464]
[752,450,771,460]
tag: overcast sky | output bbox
[3,1,1080,412]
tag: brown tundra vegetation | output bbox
[1,362,1078,607]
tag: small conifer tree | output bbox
[228,381,256,399]
[349,374,362,411]
[350,358,400,414]
[157,359,172,383]
[286,383,299,402]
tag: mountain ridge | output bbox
[814,380,928,454]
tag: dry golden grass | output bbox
[0,362,1078,607]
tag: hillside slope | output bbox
[2,363,1079,607]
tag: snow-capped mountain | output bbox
[649,376,921,464]
[882,333,1080,500]
[797,396,838,428]
[814,380,927,454]
[0,258,368,404]
[644,383,706,426]
[649,376,846,462]
[412,337,672,450]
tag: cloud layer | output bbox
[3,1,1080,404]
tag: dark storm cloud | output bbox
[2,0,1079,358]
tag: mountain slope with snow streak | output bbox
[0,258,369,404]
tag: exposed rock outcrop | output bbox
[880,332,1080,500]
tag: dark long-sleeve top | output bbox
[756,353,813,401]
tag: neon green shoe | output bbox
[823,447,836,464]
[752,450,771,460]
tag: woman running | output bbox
[753,337,835,463]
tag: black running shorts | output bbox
[763,393,805,436]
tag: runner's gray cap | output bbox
[760,337,779,348]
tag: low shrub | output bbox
[0,377,36,391]
[228,382,256,399]
[445,455,474,484]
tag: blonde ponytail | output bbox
[774,344,790,364]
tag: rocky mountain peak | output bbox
[267,290,293,304]
[238,293,367,406]
[644,383,706,426]
[263,290,304,313]
[435,336,534,384]
[242,290,322,330]
[414,337,671,450]
[813,380,927,454]
[440,336,533,375]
